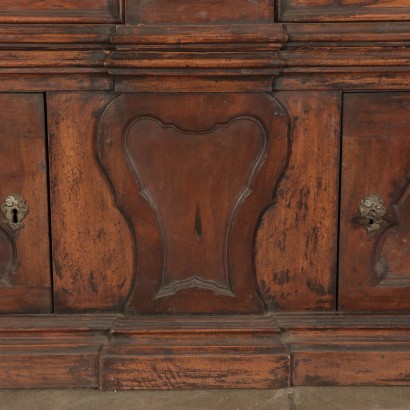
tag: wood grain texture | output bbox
[0,347,100,388]
[0,314,115,388]
[255,91,340,311]
[125,0,274,25]
[279,0,410,22]
[48,92,134,312]
[278,313,410,386]
[0,0,122,23]
[292,351,410,386]
[1,313,410,388]
[339,93,410,311]
[97,93,289,314]
[102,354,288,389]
[103,314,288,389]
[3,75,111,93]
[0,93,51,313]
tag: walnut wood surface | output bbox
[339,93,410,311]
[279,0,410,22]
[1,313,410,389]
[126,0,274,25]
[0,94,51,313]
[256,91,340,311]
[98,93,289,314]
[0,0,409,390]
[0,0,122,23]
[48,92,134,312]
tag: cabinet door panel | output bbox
[0,93,51,313]
[98,93,289,314]
[339,93,410,311]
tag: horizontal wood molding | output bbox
[1,314,410,388]
[0,0,122,23]
[0,23,408,90]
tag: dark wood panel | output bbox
[126,0,274,25]
[255,91,340,311]
[97,93,290,314]
[0,93,51,313]
[339,93,410,311]
[279,0,410,22]
[48,92,134,312]
[0,0,122,23]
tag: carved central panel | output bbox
[97,93,289,313]
[124,116,267,298]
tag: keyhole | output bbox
[12,208,18,224]
[368,218,374,225]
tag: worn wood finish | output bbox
[277,314,410,386]
[255,91,340,311]
[48,92,134,312]
[0,315,114,388]
[0,93,51,313]
[98,93,289,314]
[339,93,410,311]
[125,0,274,25]
[0,0,122,23]
[279,0,410,22]
[102,315,287,389]
[0,0,409,391]
[1,314,410,389]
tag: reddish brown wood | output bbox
[292,351,410,386]
[1,314,410,389]
[48,92,134,312]
[255,91,340,311]
[125,0,274,25]
[339,93,410,311]
[0,0,122,23]
[0,0,409,391]
[0,315,115,388]
[97,93,289,314]
[103,315,287,389]
[279,0,410,22]
[0,94,51,313]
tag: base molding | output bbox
[1,313,410,389]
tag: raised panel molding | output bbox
[0,226,17,287]
[97,93,290,314]
[123,115,268,299]
[372,177,410,287]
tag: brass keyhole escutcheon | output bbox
[358,194,386,234]
[1,193,29,232]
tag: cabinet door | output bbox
[0,94,51,313]
[339,93,410,311]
